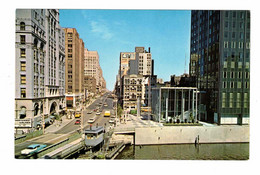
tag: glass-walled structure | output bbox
[152,87,206,123]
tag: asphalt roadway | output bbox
[15,92,115,158]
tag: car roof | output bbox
[28,144,40,148]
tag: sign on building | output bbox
[15,119,32,128]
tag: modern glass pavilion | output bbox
[151,87,206,123]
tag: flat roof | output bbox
[84,126,103,134]
[152,87,197,90]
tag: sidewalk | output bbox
[115,114,163,130]
[45,97,97,133]
[45,115,74,133]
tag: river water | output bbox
[115,143,249,160]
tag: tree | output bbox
[117,104,123,118]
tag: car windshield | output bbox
[27,146,37,149]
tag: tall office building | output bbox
[64,28,85,109]
[190,10,250,124]
[116,47,155,110]
[15,9,66,130]
[84,49,106,94]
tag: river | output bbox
[115,143,249,160]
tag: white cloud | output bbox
[90,20,113,40]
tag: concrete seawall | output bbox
[135,125,249,145]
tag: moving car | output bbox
[21,144,47,155]
[75,119,81,125]
[104,104,108,107]
[88,118,96,123]
[104,111,111,117]
[96,112,101,115]
[75,111,81,118]
[87,111,92,114]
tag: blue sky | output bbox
[59,10,191,91]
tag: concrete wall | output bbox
[135,125,249,145]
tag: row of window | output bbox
[224,41,250,49]
[223,71,249,79]
[223,61,250,69]
[222,92,249,108]
[223,81,249,89]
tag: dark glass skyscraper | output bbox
[190,10,250,124]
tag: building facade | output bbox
[116,47,155,110]
[84,49,106,94]
[190,10,250,124]
[15,9,66,130]
[84,75,96,97]
[64,28,85,109]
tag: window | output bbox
[237,82,241,88]
[230,82,234,88]
[232,32,235,38]
[231,62,235,68]
[231,42,236,48]
[223,61,227,68]
[20,75,26,84]
[245,82,249,89]
[222,93,226,108]
[20,48,26,58]
[232,21,236,28]
[238,71,242,79]
[238,62,242,68]
[233,11,236,18]
[20,62,26,71]
[20,35,26,44]
[20,22,25,30]
[245,72,249,79]
[223,81,227,88]
[240,32,244,39]
[229,93,233,108]
[223,72,227,78]
[230,72,234,78]
[245,62,249,69]
[224,41,228,48]
[21,88,26,98]
[237,93,241,108]
[244,93,248,108]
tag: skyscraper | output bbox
[15,9,66,130]
[190,10,250,124]
[84,49,106,94]
[64,28,85,109]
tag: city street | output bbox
[15,92,115,158]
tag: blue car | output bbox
[21,144,47,155]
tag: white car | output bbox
[21,144,47,155]
[96,112,101,115]
[87,111,92,114]
[88,118,96,123]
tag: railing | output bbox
[114,127,135,133]
[15,130,43,145]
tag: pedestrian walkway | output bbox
[115,114,163,131]
[45,115,73,133]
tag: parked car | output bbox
[87,111,92,114]
[96,112,101,115]
[21,144,47,155]
[75,119,81,125]
[104,104,108,107]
